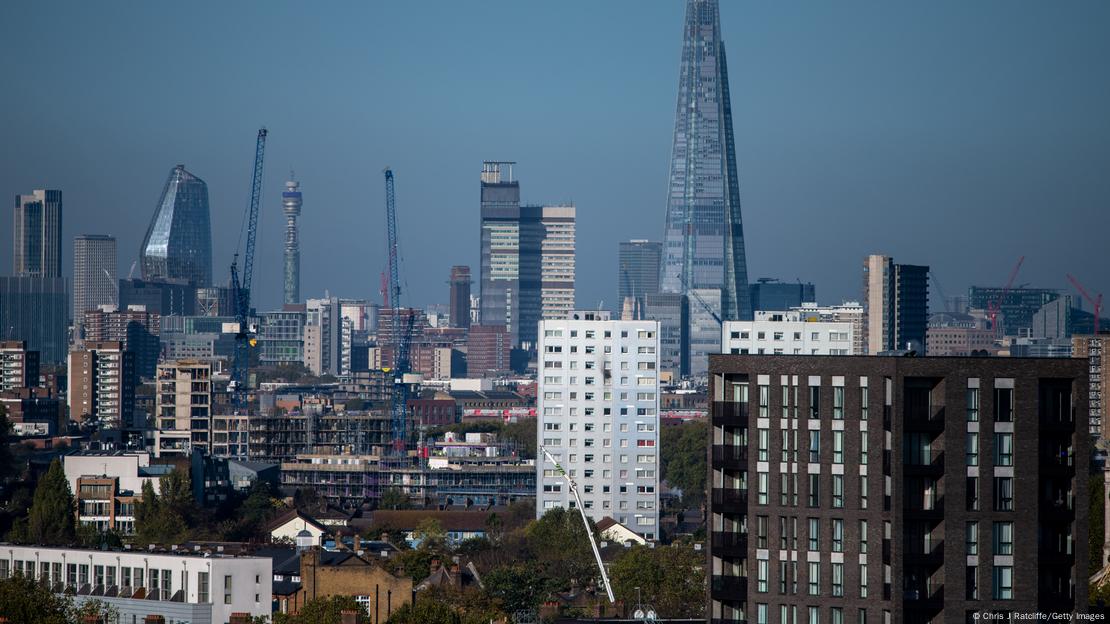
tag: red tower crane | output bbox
[987,256,1025,332]
[1066,274,1103,335]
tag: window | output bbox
[967,565,978,600]
[224,575,233,604]
[967,385,979,421]
[808,517,820,551]
[833,387,844,420]
[832,563,844,597]
[967,476,979,511]
[859,520,868,553]
[198,571,209,602]
[756,604,769,624]
[832,519,844,552]
[860,432,868,465]
[833,431,844,464]
[993,521,1014,555]
[780,473,790,506]
[809,607,820,624]
[994,477,1014,511]
[966,521,978,555]
[832,475,844,508]
[809,474,820,507]
[966,433,978,466]
[859,563,869,598]
[757,559,769,593]
[810,386,820,419]
[757,516,768,548]
[808,562,821,595]
[809,430,820,462]
[859,475,868,509]
[994,385,1014,422]
[992,565,1013,600]
[758,428,769,461]
[780,517,789,550]
[759,384,770,417]
[860,382,869,420]
[994,433,1013,466]
[758,472,769,505]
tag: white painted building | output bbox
[722,304,862,356]
[0,544,272,624]
[536,311,660,540]
[62,452,162,497]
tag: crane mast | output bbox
[230,128,268,410]
[384,168,412,455]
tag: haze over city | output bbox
[3,0,1108,312]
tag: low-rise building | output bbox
[723,307,859,356]
[0,544,272,623]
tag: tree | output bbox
[387,596,460,624]
[502,419,536,459]
[25,459,76,545]
[134,470,194,545]
[483,562,553,613]
[660,420,708,504]
[0,573,70,624]
[413,518,447,549]
[378,487,412,510]
[292,595,366,624]
[525,506,597,590]
[71,599,120,624]
[608,544,706,618]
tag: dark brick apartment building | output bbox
[707,355,1089,624]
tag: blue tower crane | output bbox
[383,168,413,455]
[230,128,268,410]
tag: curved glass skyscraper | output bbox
[140,165,212,287]
[661,0,752,374]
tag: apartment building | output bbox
[67,341,137,429]
[722,307,859,357]
[707,354,1089,623]
[536,312,661,539]
[0,340,39,391]
[153,360,212,457]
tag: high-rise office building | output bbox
[707,354,1089,621]
[282,177,302,304]
[863,255,929,354]
[1073,335,1107,437]
[536,312,660,539]
[749,279,817,314]
[643,293,689,379]
[618,240,662,315]
[968,287,1059,337]
[118,277,196,317]
[140,165,212,287]
[14,189,63,279]
[661,0,751,328]
[540,204,576,322]
[73,235,117,323]
[259,306,306,367]
[479,162,575,348]
[449,266,472,330]
[0,276,68,364]
[67,341,137,429]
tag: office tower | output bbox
[258,306,305,367]
[707,354,1088,621]
[153,360,212,457]
[661,0,751,325]
[14,189,63,278]
[0,276,68,364]
[540,205,576,322]
[863,255,929,354]
[722,303,862,356]
[72,235,117,324]
[480,161,523,340]
[1073,335,1108,437]
[118,277,196,316]
[140,165,213,287]
[643,293,689,378]
[0,341,40,391]
[449,266,472,330]
[618,240,662,315]
[82,305,161,378]
[536,312,661,539]
[67,341,137,429]
[282,177,303,304]
[749,279,817,313]
[968,287,1059,336]
[466,325,513,378]
[195,286,237,317]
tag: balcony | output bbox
[903,451,945,477]
[713,401,749,426]
[713,445,748,467]
[712,487,747,509]
[711,575,747,598]
[711,531,748,557]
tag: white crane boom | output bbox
[540,446,615,603]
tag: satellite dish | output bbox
[633,610,645,620]
[646,610,657,622]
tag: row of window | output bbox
[540,438,656,448]
[543,344,655,355]
[751,604,887,624]
[543,329,655,340]
[544,422,654,432]
[752,516,869,554]
[756,472,867,510]
[730,330,850,342]
[755,428,869,465]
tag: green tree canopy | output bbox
[660,420,708,504]
[134,468,195,545]
[24,459,76,546]
[608,544,706,618]
[378,487,412,510]
[0,573,70,624]
[387,595,460,624]
[284,595,366,624]
[482,562,553,613]
[526,506,598,590]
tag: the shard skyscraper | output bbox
[661,0,751,374]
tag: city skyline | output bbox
[2,1,1108,314]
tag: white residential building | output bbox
[536,311,660,540]
[0,544,271,623]
[723,304,862,356]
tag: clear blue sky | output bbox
[2,1,1108,313]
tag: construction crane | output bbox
[229,128,268,409]
[1067,274,1104,335]
[383,168,414,455]
[689,288,723,326]
[986,256,1024,332]
[539,446,615,603]
[929,271,952,315]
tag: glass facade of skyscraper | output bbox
[140,165,213,287]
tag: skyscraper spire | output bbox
[660,0,751,374]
